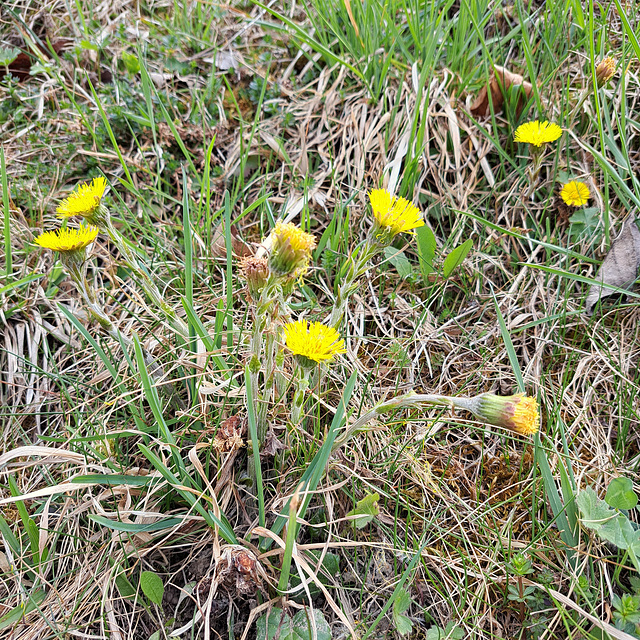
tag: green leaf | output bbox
[255,608,331,640]
[140,571,164,605]
[346,492,380,529]
[442,238,473,278]
[89,514,182,533]
[577,487,640,559]
[0,589,46,630]
[383,247,412,279]
[605,477,638,510]
[392,589,413,635]
[416,225,437,280]
[121,51,141,74]
[115,570,136,600]
[0,46,21,67]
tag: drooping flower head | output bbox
[283,319,346,368]
[268,222,316,278]
[56,177,108,221]
[369,189,424,242]
[514,120,563,147]
[239,255,270,299]
[34,224,99,253]
[465,393,540,436]
[595,57,616,87]
[560,181,590,207]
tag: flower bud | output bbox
[268,222,316,278]
[595,57,616,87]
[239,255,269,299]
[460,393,539,436]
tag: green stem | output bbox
[101,213,189,337]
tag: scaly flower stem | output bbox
[328,240,381,330]
[290,368,310,428]
[332,392,454,452]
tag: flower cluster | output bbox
[268,221,316,278]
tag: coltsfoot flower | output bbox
[34,224,99,253]
[268,222,316,278]
[239,255,270,299]
[56,177,108,219]
[283,319,346,368]
[459,393,540,436]
[595,57,616,87]
[560,181,590,207]
[369,188,424,239]
[514,120,563,147]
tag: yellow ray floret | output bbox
[471,393,540,436]
[56,177,108,218]
[283,319,346,364]
[269,222,317,277]
[514,120,563,147]
[369,189,424,236]
[560,181,590,207]
[34,225,99,252]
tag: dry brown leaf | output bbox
[210,222,253,259]
[585,216,640,315]
[470,65,534,117]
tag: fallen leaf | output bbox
[470,65,534,117]
[210,222,253,259]
[585,216,640,315]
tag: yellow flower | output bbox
[268,222,316,278]
[560,181,590,207]
[283,319,346,367]
[514,120,563,147]
[56,177,108,218]
[34,225,99,253]
[369,189,424,238]
[465,393,540,436]
[595,57,616,87]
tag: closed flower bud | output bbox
[239,255,270,299]
[595,57,616,87]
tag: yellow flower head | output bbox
[369,189,424,239]
[34,224,99,253]
[466,393,540,436]
[268,222,316,278]
[56,177,108,218]
[514,120,563,147]
[283,319,346,367]
[560,181,590,207]
[595,57,616,87]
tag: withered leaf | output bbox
[585,216,640,315]
[470,65,534,117]
[210,222,253,259]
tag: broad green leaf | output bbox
[442,238,473,278]
[256,607,331,640]
[346,492,380,529]
[577,487,640,553]
[115,571,136,599]
[416,225,437,280]
[605,477,638,510]
[384,247,412,279]
[140,571,164,605]
[392,589,413,635]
